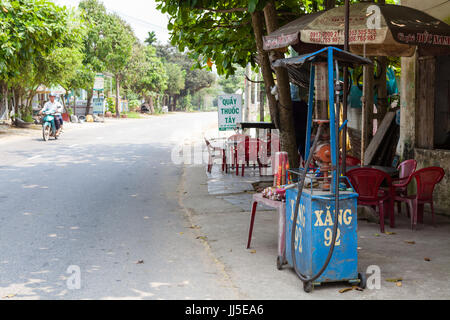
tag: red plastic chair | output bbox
[347,168,395,233]
[267,136,280,170]
[227,134,248,171]
[204,138,227,173]
[236,138,267,176]
[393,167,445,230]
[393,159,417,215]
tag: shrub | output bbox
[106,97,116,114]
[128,99,140,112]
[22,114,34,123]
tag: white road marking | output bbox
[27,155,41,161]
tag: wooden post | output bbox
[416,56,436,149]
[342,0,350,172]
[259,79,265,122]
[376,56,388,121]
[362,59,375,164]
[244,63,251,122]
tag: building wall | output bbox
[415,149,450,217]
[400,0,450,216]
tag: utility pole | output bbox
[342,0,350,173]
[244,63,251,122]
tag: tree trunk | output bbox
[86,89,93,116]
[173,95,178,111]
[0,81,8,120]
[115,75,121,118]
[263,1,299,169]
[259,80,265,122]
[149,95,155,114]
[251,10,279,127]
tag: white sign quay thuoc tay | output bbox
[218,94,242,131]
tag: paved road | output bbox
[0,112,238,299]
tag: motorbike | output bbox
[42,113,61,141]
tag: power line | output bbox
[106,8,169,32]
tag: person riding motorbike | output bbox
[39,92,64,135]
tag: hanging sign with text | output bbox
[218,94,242,131]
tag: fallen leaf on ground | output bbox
[136,260,144,264]
[189,225,201,229]
[396,281,402,287]
[424,257,431,261]
[386,278,403,282]
[384,232,396,235]
[339,287,353,293]
[250,250,256,254]
[196,236,207,240]
[374,233,380,237]
[405,240,416,244]
[352,286,364,292]
[179,232,184,235]
[2,294,16,299]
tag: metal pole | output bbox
[342,0,350,173]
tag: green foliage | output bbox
[124,44,168,98]
[103,14,135,78]
[144,31,157,46]
[78,0,109,75]
[106,97,116,113]
[178,93,193,111]
[0,0,68,81]
[123,111,141,118]
[155,0,257,76]
[164,63,185,95]
[128,99,140,111]
[156,43,215,95]
[154,0,366,77]
[22,114,34,123]
[77,0,134,95]
[219,64,245,94]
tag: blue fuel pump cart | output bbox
[273,47,372,292]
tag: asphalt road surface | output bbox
[0,112,237,299]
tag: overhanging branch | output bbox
[194,7,248,13]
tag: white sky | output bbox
[54,0,171,44]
